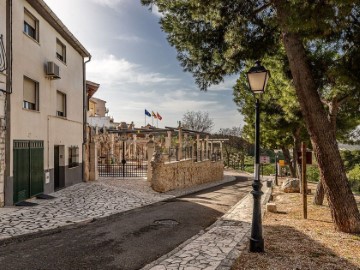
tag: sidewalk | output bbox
[0,171,272,269]
[142,175,272,270]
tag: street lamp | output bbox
[246,60,270,252]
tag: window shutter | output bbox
[24,78,36,103]
[57,92,64,112]
[24,11,36,29]
[56,42,63,55]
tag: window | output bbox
[24,9,38,41]
[56,91,66,117]
[56,39,66,63]
[69,146,79,168]
[23,77,39,111]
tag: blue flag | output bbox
[145,109,151,117]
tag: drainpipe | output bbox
[4,0,12,206]
[82,55,91,181]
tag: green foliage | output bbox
[348,165,360,193]
[307,165,320,182]
[341,150,360,171]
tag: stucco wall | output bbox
[0,0,6,207]
[150,159,224,193]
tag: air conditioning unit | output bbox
[46,61,60,79]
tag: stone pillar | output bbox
[178,127,183,161]
[133,134,137,156]
[196,134,200,162]
[220,141,223,160]
[201,139,205,161]
[89,142,98,181]
[146,139,155,181]
[110,134,114,163]
[191,141,195,161]
[184,133,188,159]
[165,131,172,149]
[205,135,209,160]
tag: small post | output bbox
[301,142,307,219]
[274,154,278,185]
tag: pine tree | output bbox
[142,0,360,232]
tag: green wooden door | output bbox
[13,141,30,203]
[13,140,44,203]
[30,141,44,197]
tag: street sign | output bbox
[279,159,286,166]
[260,155,270,164]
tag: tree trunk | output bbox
[274,1,360,233]
[314,179,325,205]
[292,128,302,179]
[281,147,296,177]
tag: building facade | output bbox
[0,0,7,206]
[4,0,91,205]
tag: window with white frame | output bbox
[69,146,79,168]
[56,39,66,63]
[23,76,39,111]
[56,91,66,117]
[24,9,38,41]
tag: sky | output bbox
[45,0,244,132]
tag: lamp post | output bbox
[246,60,270,253]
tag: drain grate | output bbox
[153,219,179,226]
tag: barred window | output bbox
[69,146,79,168]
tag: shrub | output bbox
[348,165,360,193]
[307,165,320,182]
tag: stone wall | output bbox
[150,158,224,193]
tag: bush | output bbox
[307,165,320,182]
[348,165,360,193]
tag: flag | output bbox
[145,109,151,117]
[157,112,162,120]
[152,111,157,119]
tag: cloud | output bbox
[114,35,145,43]
[149,4,164,18]
[90,0,124,8]
[87,54,179,86]
[208,75,239,91]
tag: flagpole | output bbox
[152,115,154,126]
[144,113,146,127]
[157,118,158,128]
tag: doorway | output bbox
[54,145,65,190]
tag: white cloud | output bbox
[90,0,124,8]
[115,35,145,43]
[208,75,239,91]
[87,54,179,86]
[151,4,164,18]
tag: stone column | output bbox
[110,134,114,163]
[201,139,205,161]
[196,134,200,162]
[133,134,137,157]
[89,142,98,181]
[220,141,223,160]
[184,133,188,159]
[178,127,183,161]
[165,131,172,149]
[205,135,209,160]
[146,139,155,181]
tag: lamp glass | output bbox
[247,71,269,94]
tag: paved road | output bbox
[0,177,252,270]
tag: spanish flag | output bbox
[157,112,162,120]
[152,111,157,119]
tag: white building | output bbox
[3,0,91,205]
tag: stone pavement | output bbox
[0,171,237,241]
[142,177,272,270]
[0,171,272,270]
